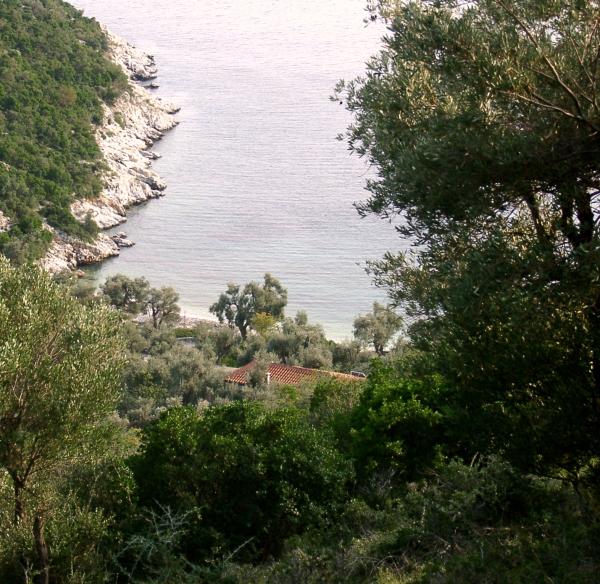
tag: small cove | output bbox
[71,0,405,340]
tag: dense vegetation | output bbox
[0,0,127,262]
[1,0,600,583]
[336,0,600,482]
[0,261,597,583]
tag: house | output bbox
[224,361,366,388]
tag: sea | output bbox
[69,0,405,340]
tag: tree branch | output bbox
[496,0,598,131]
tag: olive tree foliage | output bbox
[337,0,600,474]
[353,301,403,355]
[194,322,240,365]
[147,286,181,329]
[331,339,372,372]
[101,274,180,329]
[252,312,279,337]
[52,270,99,306]
[210,273,287,339]
[0,259,125,581]
[101,274,150,314]
[122,345,221,426]
[267,311,333,369]
[118,321,226,426]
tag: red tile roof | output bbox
[224,361,364,386]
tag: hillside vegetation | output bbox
[0,1,600,583]
[0,266,597,583]
[0,0,127,262]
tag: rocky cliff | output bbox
[40,29,178,273]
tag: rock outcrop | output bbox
[39,233,120,273]
[111,232,135,248]
[105,29,159,82]
[41,28,178,273]
[0,211,10,233]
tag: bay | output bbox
[69,0,404,340]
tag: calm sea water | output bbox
[70,0,403,340]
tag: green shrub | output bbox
[213,459,599,584]
[130,403,353,564]
[348,361,448,482]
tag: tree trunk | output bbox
[14,479,25,525]
[11,478,29,584]
[33,513,49,584]
[523,191,550,249]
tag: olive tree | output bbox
[194,323,240,365]
[210,273,287,339]
[147,286,180,329]
[353,302,402,356]
[102,275,180,329]
[101,273,150,314]
[267,311,333,368]
[338,0,600,474]
[0,259,125,583]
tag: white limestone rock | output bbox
[39,232,120,274]
[42,27,178,272]
[70,36,178,229]
[111,232,135,248]
[0,211,10,233]
[103,27,158,81]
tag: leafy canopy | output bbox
[102,274,180,329]
[339,0,600,476]
[210,273,287,339]
[0,258,125,581]
[0,259,125,503]
[131,402,353,562]
[353,301,402,356]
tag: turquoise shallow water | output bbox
[70,0,404,340]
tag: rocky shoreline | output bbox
[40,28,179,273]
